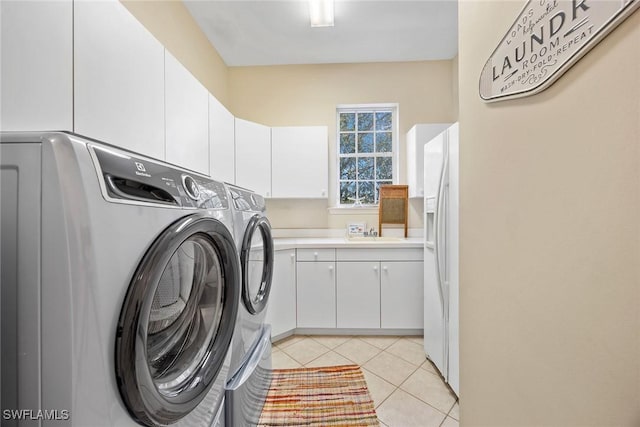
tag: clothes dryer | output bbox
[0,132,240,427]
[224,184,275,426]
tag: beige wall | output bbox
[459,2,639,426]
[121,0,230,106]
[229,61,456,230]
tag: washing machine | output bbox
[224,184,275,427]
[0,132,240,426]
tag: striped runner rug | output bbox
[258,364,380,426]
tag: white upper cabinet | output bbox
[235,118,271,197]
[164,52,209,174]
[406,123,451,198]
[271,126,328,198]
[1,0,72,131]
[74,0,165,160]
[209,95,235,183]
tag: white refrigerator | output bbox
[423,122,459,396]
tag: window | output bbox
[337,105,396,206]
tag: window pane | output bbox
[376,157,392,179]
[359,181,375,204]
[340,157,356,180]
[375,181,393,203]
[357,157,374,180]
[376,132,392,152]
[375,112,392,130]
[340,113,355,131]
[340,181,356,204]
[340,133,355,154]
[337,107,395,206]
[357,133,374,153]
[357,113,373,131]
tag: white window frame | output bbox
[334,103,399,210]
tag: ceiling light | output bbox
[309,0,334,27]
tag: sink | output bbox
[346,236,405,242]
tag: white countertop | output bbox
[273,237,424,250]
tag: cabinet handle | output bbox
[290,253,295,261]
[373,265,378,271]
[314,252,319,257]
[321,189,326,196]
[328,265,334,271]
[382,266,388,272]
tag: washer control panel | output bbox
[90,144,229,209]
[227,185,265,212]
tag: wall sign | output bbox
[479,0,639,102]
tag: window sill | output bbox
[328,206,379,215]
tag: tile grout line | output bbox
[281,340,332,366]
[397,363,457,419]
[273,336,457,426]
[368,346,423,425]
[382,353,453,424]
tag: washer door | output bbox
[116,214,240,426]
[240,215,274,315]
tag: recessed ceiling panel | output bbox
[184,0,458,66]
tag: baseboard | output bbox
[270,329,295,343]
[279,328,423,337]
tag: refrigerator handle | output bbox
[438,144,450,377]
[433,155,447,312]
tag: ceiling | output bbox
[183,0,458,67]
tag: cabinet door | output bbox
[296,262,336,328]
[266,250,297,337]
[165,52,209,174]
[235,118,271,197]
[271,126,328,198]
[336,262,380,328]
[209,95,235,183]
[74,0,164,159]
[380,261,424,328]
[1,0,72,131]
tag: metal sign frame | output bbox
[479,0,639,102]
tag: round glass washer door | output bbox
[240,215,274,315]
[116,214,240,426]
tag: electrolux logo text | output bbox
[2,409,70,421]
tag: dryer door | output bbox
[240,215,274,315]
[115,214,240,426]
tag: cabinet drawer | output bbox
[336,248,423,261]
[297,248,336,262]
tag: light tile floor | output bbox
[272,335,459,427]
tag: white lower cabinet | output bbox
[296,261,336,328]
[381,261,424,328]
[266,250,297,337]
[336,262,380,328]
[294,247,423,331]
